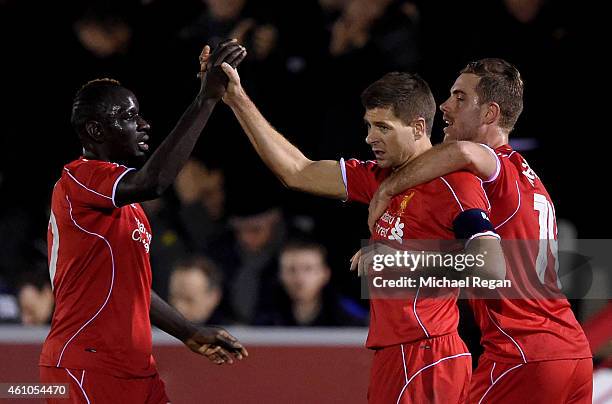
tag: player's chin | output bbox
[442,127,461,142]
[376,158,391,168]
[129,152,148,168]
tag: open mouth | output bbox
[137,135,150,152]
[372,150,385,159]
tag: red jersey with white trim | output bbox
[472,144,591,363]
[40,157,156,378]
[342,158,491,348]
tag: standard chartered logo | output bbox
[132,217,152,253]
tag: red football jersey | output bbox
[40,157,156,378]
[472,144,591,363]
[342,158,492,348]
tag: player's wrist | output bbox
[178,321,199,343]
[224,87,247,107]
[196,94,221,107]
[378,184,394,199]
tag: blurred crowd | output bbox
[0,0,608,365]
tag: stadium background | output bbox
[0,0,609,402]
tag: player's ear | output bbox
[85,120,105,143]
[412,118,426,140]
[484,102,501,125]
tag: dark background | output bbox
[0,0,604,311]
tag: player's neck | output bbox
[394,140,432,171]
[82,148,105,161]
[480,128,509,149]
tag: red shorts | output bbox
[469,356,593,404]
[39,366,170,404]
[368,333,472,404]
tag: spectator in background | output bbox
[169,256,231,325]
[317,0,422,159]
[144,159,230,300]
[0,277,19,324]
[329,0,420,70]
[70,5,146,90]
[256,240,366,326]
[503,0,545,23]
[180,0,277,60]
[18,271,54,326]
[178,0,283,119]
[174,158,229,252]
[74,13,132,59]
[207,191,287,324]
[141,196,189,300]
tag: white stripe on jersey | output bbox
[486,308,527,363]
[440,177,465,212]
[48,211,60,291]
[111,167,136,208]
[57,195,115,368]
[478,363,524,404]
[396,352,472,403]
[64,168,113,201]
[494,181,521,231]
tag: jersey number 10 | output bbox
[534,193,561,288]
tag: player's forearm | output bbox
[126,96,219,201]
[226,91,311,188]
[150,290,197,342]
[464,237,506,281]
[380,142,472,198]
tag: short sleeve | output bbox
[482,148,516,197]
[63,159,135,209]
[478,143,501,183]
[340,158,391,204]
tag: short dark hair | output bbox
[18,270,51,291]
[173,256,223,290]
[361,72,436,137]
[280,238,328,262]
[460,58,524,130]
[70,78,123,135]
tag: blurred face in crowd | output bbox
[205,0,245,20]
[75,19,132,58]
[440,73,487,142]
[201,169,225,220]
[231,209,280,254]
[19,284,54,325]
[174,160,226,219]
[365,107,424,169]
[280,249,330,303]
[169,267,221,324]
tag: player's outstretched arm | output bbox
[220,62,347,200]
[368,141,499,232]
[150,291,248,365]
[114,40,247,207]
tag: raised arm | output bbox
[114,40,247,206]
[368,141,499,231]
[220,62,347,200]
